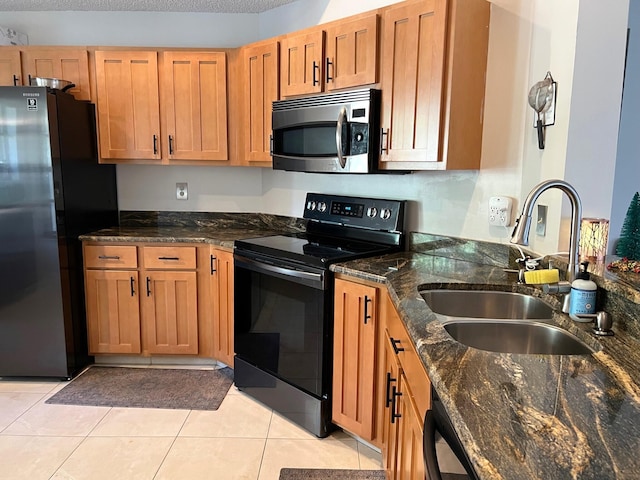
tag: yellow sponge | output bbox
[523,269,560,284]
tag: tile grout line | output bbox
[256,408,275,480]
[150,409,192,479]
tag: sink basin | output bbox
[420,289,554,320]
[443,320,594,355]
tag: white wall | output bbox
[1,0,630,255]
[611,0,640,254]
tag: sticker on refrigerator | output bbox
[27,98,37,111]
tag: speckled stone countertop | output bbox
[332,235,640,480]
[78,211,306,248]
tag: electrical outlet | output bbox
[176,182,188,200]
[488,196,513,227]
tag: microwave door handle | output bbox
[336,106,347,169]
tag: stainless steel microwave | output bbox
[271,88,381,173]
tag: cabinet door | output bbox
[383,332,402,480]
[161,51,228,161]
[95,50,161,161]
[396,373,426,480]
[332,278,378,441]
[280,30,324,97]
[241,41,279,164]
[324,14,378,91]
[143,271,198,354]
[85,270,141,354]
[380,0,447,167]
[0,48,21,86]
[21,48,91,100]
[210,249,234,366]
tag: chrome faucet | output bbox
[510,179,582,282]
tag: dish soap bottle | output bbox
[569,261,597,321]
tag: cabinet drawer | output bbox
[143,246,196,269]
[385,294,431,417]
[84,245,138,269]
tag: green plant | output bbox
[615,192,640,260]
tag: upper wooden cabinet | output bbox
[280,12,379,97]
[94,49,228,163]
[379,0,490,170]
[0,46,90,100]
[161,51,228,161]
[239,40,280,165]
[280,30,325,97]
[0,48,21,86]
[324,13,378,91]
[94,50,161,161]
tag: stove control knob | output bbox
[307,201,316,211]
[380,208,392,220]
[367,207,378,218]
[317,202,327,213]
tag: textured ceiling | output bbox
[0,0,300,13]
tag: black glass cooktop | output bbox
[235,233,394,268]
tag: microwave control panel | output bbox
[349,124,369,155]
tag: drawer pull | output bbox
[98,255,120,260]
[146,277,151,296]
[364,296,372,324]
[391,386,402,423]
[385,371,397,408]
[130,276,135,296]
[210,255,217,274]
[391,337,405,355]
[158,256,180,261]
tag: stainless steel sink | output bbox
[420,289,554,320]
[443,320,594,355]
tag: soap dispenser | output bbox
[569,261,597,321]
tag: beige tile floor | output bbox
[0,374,466,480]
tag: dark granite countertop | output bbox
[332,249,640,480]
[80,218,640,478]
[78,211,306,249]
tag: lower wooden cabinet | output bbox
[210,248,235,366]
[332,277,379,441]
[381,290,432,480]
[333,275,431,479]
[83,242,209,357]
[384,340,427,480]
[84,269,141,354]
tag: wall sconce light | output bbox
[580,218,609,263]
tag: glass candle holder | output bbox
[579,218,609,263]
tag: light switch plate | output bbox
[536,204,547,236]
[176,182,188,200]
[489,196,513,227]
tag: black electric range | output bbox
[233,193,406,437]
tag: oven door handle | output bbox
[336,106,347,169]
[235,256,326,290]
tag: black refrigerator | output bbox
[0,86,118,379]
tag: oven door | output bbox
[233,252,332,399]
